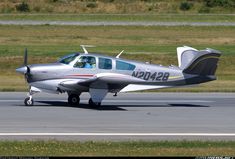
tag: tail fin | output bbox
[177,46,221,76]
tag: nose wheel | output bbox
[24,96,34,106]
[68,94,80,106]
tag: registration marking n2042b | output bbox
[132,71,170,81]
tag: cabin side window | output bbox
[98,57,112,69]
[116,60,136,70]
[74,56,96,69]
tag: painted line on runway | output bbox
[0,133,234,136]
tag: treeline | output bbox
[0,0,234,13]
[180,0,235,12]
[204,0,235,7]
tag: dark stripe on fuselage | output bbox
[27,74,215,89]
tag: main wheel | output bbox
[89,98,101,108]
[68,94,80,106]
[24,97,34,106]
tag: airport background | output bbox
[0,0,234,92]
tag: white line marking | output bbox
[0,133,234,136]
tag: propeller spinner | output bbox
[16,48,30,75]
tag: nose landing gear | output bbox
[24,96,34,106]
[24,86,40,106]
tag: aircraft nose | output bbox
[16,66,27,74]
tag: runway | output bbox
[0,92,234,141]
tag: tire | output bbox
[68,94,80,106]
[24,97,34,106]
[89,98,101,108]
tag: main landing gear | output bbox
[67,94,101,108]
[68,94,80,106]
[89,98,101,108]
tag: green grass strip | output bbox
[0,140,235,156]
[0,14,235,23]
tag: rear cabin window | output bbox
[98,57,112,69]
[116,60,136,70]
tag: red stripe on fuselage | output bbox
[67,74,94,77]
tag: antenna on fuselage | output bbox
[80,45,95,54]
[116,50,124,58]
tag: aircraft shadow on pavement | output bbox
[168,104,209,107]
[17,101,209,111]
[32,101,127,111]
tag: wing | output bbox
[58,73,145,92]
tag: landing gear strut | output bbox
[89,98,101,108]
[68,94,80,106]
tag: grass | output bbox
[0,25,235,56]
[0,140,234,156]
[0,25,234,92]
[1,14,235,22]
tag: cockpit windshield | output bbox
[58,53,79,64]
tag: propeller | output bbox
[24,48,30,75]
[16,48,31,81]
[24,48,28,65]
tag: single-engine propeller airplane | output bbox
[16,45,221,107]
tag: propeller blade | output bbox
[23,48,30,81]
[16,48,31,83]
[26,65,30,74]
[24,48,28,66]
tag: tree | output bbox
[180,2,193,11]
[16,2,30,12]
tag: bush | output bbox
[15,2,30,12]
[180,2,193,11]
[204,0,235,8]
[86,3,97,8]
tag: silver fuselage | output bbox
[22,53,214,94]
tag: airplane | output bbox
[16,45,221,107]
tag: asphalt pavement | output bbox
[0,92,234,141]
